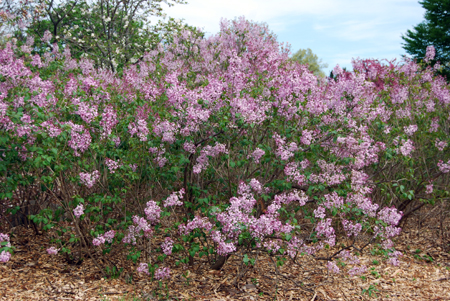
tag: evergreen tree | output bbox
[402,0,450,78]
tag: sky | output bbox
[160,0,426,75]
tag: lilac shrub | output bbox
[0,17,449,282]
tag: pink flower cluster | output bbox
[93,230,116,246]
[105,158,121,173]
[73,204,85,218]
[377,207,402,226]
[348,265,367,276]
[0,233,11,263]
[435,139,447,151]
[46,247,59,255]
[183,142,196,153]
[342,220,362,237]
[154,267,171,280]
[248,148,265,163]
[273,133,299,160]
[137,263,149,274]
[398,139,415,157]
[67,123,91,156]
[0,251,11,263]
[315,218,336,247]
[424,45,435,63]
[0,233,11,248]
[161,237,174,255]
[404,124,418,136]
[128,118,149,141]
[327,261,340,274]
[193,142,228,174]
[75,102,98,123]
[163,189,185,207]
[438,160,450,173]
[79,170,100,188]
[100,106,118,138]
[144,200,161,224]
[123,216,152,245]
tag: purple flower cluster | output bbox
[435,139,447,151]
[46,247,59,255]
[154,267,170,280]
[144,200,161,224]
[93,230,115,246]
[128,118,149,141]
[137,263,149,274]
[404,124,418,136]
[73,204,85,218]
[424,45,435,63]
[438,160,450,173]
[105,158,121,173]
[75,101,98,123]
[161,237,174,255]
[0,251,11,263]
[79,170,100,188]
[67,123,91,156]
[327,261,340,274]
[193,142,228,174]
[100,106,118,138]
[163,189,185,207]
[248,148,265,163]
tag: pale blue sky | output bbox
[161,0,425,75]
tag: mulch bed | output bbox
[1,210,450,300]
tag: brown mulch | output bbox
[1,214,450,300]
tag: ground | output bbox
[1,211,450,301]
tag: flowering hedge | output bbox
[0,17,449,280]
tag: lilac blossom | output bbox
[183,142,196,153]
[93,237,105,246]
[154,267,170,280]
[327,261,340,274]
[193,142,228,174]
[128,118,149,141]
[248,148,265,163]
[424,45,435,63]
[0,251,11,263]
[144,201,161,224]
[164,189,185,207]
[398,139,414,157]
[67,123,91,156]
[161,237,174,255]
[377,207,402,226]
[73,204,84,218]
[404,124,418,136]
[105,158,121,173]
[76,102,98,123]
[438,160,450,173]
[426,184,433,194]
[430,117,439,132]
[348,265,367,276]
[137,263,149,274]
[46,247,59,255]
[100,106,118,138]
[79,170,100,188]
[0,233,11,248]
[435,139,447,151]
[342,220,362,237]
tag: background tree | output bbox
[402,0,450,78]
[14,0,194,71]
[291,48,328,77]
